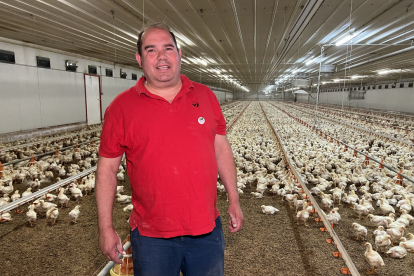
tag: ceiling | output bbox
[0,0,414,93]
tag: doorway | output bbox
[84,74,102,125]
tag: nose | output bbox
[157,49,167,60]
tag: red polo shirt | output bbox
[99,75,226,238]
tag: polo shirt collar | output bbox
[135,74,194,102]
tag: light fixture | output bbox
[305,56,317,66]
[378,70,390,75]
[336,30,358,46]
[351,75,360,79]
[333,79,340,82]
[199,59,208,66]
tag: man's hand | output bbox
[99,229,125,264]
[228,202,244,233]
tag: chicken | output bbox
[386,242,407,258]
[116,194,132,204]
[123,204,134,212]
[116,185,124,193]
[386,226,405,244]
[10,190,20,202]
[375,234,391,252]
[22,188,33,198]
[399,209,414,224]
[379,198,395,215]
[284,193,296,208]
[39,200,57,213]
[117,170,125,181]
[296,202,312,226]
[367,214,391,228]
[399,237,414,252]
[353,202,369,220]
[364,242,384,275]
[320,193,333,210]
[261,205,279,215]
[326,208,341,225]
[69,184,83,201]
[352,222,367,240]
[26,204,37,227]
[250,192,264,199]
[0,212,12,222]
[68,205,81,223]
[57,188,70,208]
[373,226,386,237]
[46,207,59,225]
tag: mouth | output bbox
[156,65,170,70]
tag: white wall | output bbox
[297,85,414,113]
[0,40,143,135]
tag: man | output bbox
[96,21,243,276]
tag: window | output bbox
[0,50,15,64]
[409,83,413,87]
[120,70,127,79]
[65,60,77,72]
[372,85,376,90]
[392,83,396,88]
[88,65,97,75]
[105,69,113,77]
[132,73,137,80]
[385,84,388,89]
[378,85,382,89]
[367,86,370,90]
[363,86,365,90]
[400,83,404,88]
[36,56,50,68]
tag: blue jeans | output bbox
[130,216,225,276]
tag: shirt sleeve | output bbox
[207,89,227,136]
[98,101,126,158]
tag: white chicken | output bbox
[326,208,341,225]
[116,194,132,204]
[0,212,12,222]
[10,190,20,202]
[261,205,279,215]
[117,170,125,181]
[399,236,414,252]
[250,192,264,199]
[123,204,133,212]
[296,203,312,227]
[352,222,367,240]
[69,205,81,223]
[26,204,37,227]
[386,242,407,259]
[39,199,57,212]
[375,234,391,252]
[69,184,83,201]
[364,242,384,275]
[57,187,70,208]
[46,207,59,225]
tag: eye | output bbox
[166,47,174,51]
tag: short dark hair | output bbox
[137,21,179,57]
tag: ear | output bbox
[135,53,142,68]
[178,48,182,59]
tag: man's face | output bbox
[136,27,181,88]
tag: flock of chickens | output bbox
[220,101,414,275]
[0,127,132,227]
[1,99,413,275]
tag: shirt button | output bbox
[180,237,183,241]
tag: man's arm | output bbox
[95,155,124,263]
[215,134,244,233]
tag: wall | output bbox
[296,85,414,113]
[0,40,143,135]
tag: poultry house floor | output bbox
[1,176,414,276]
